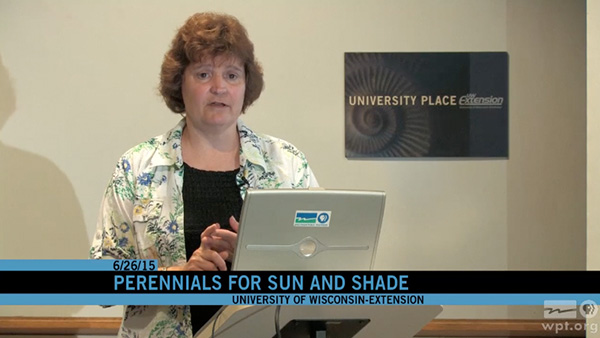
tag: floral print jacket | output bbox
[90,118,318,337]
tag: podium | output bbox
[196,304,443,338]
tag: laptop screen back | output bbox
[231,189,386,271]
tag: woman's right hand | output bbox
[167,217,239,271]
[178,223,229,271]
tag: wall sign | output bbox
[345,52,508,158]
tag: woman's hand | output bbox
[174,216,239,271]
[178,223,227,271]
[213,216,239,262]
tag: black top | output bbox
[182,163,243,335]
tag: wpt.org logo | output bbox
[580,300,598,319]
[294,211,331,227]
[544,300,577,319]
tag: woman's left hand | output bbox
[211,216,239,262]
[203,216,240,262]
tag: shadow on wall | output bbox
[0,53,88,316]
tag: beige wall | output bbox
[505,0,586,321]
[0,0,588,322]
[507,0,586,270]
[588,0,600,269]
[588,0,599,336]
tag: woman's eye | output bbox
[228,73,238,80]
[196,72,209,79]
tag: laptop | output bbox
[231,188,386,271]
[197,189,444,338]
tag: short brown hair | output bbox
[159,12,264,113]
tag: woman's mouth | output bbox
[209,102,228,107]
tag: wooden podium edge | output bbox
[415,319,587,337]
[0,317,588,336]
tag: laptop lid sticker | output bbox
[294,211,331,227]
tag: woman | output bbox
[90,12,318,337]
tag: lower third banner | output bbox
[1,293,599,306]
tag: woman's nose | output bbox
[210,76,227,94]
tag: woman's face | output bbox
[181,54,246,133]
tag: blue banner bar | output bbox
[0,259,157,271]
[0,294,598,306]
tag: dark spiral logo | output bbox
[345,53,430,157]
